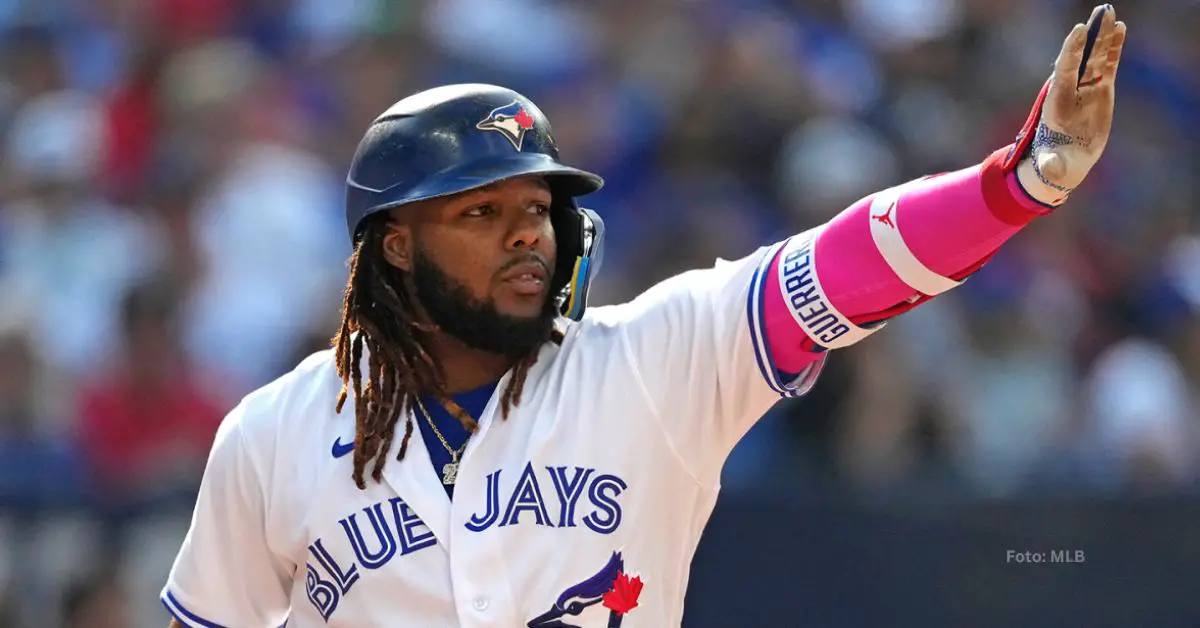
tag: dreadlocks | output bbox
[331,216,563,490]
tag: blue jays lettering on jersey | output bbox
[304,495,440,622]
[301,460,632,623]
[465,463,627,534]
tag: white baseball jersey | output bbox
[162,240,826,627]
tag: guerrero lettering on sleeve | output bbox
[778,237,851,346]
[304,463,628,622]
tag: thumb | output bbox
[1037,151,1068,182]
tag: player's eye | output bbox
[530,202,550,215]
[464,203,494,217]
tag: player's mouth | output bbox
[499,260,549,296]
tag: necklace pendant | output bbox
[441,461,459,485]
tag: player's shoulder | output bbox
[222,347,341,446]
[570,243,777,331]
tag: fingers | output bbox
[1053,23,1089,89]
[1078,5,1119,88]
[1102,21,1128,84]
[1077,5,1112,83]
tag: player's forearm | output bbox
[759,3,1125,374]
[762,145,1048,371]
[814,146,1050,313]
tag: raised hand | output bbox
[1018,4,1128,205]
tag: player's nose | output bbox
[505,213,543,251]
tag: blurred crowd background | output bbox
[0,0,1196,626]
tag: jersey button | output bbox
[472,596,489,611]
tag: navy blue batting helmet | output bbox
[344,83,606,321]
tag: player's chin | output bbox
[493,294,550,321]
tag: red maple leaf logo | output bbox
[514,109,535,130]
[602,572,643,616]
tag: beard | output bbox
[410,244,559,357]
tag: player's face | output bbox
[384,176,560,355]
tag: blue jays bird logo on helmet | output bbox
[476,100,537,151]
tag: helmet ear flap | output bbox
[550,202,605,321]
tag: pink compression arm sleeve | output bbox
[762,147,1053,373]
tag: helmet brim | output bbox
[400,153,602,205]
[347,153,603,241]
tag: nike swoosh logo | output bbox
[331,438,354,459]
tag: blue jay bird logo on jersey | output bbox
[527,551,643,627]
[476,101,536,151]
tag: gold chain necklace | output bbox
[413,397,470,486]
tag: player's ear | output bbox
[381,218,413,272]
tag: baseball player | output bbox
[162,6,1126,627]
